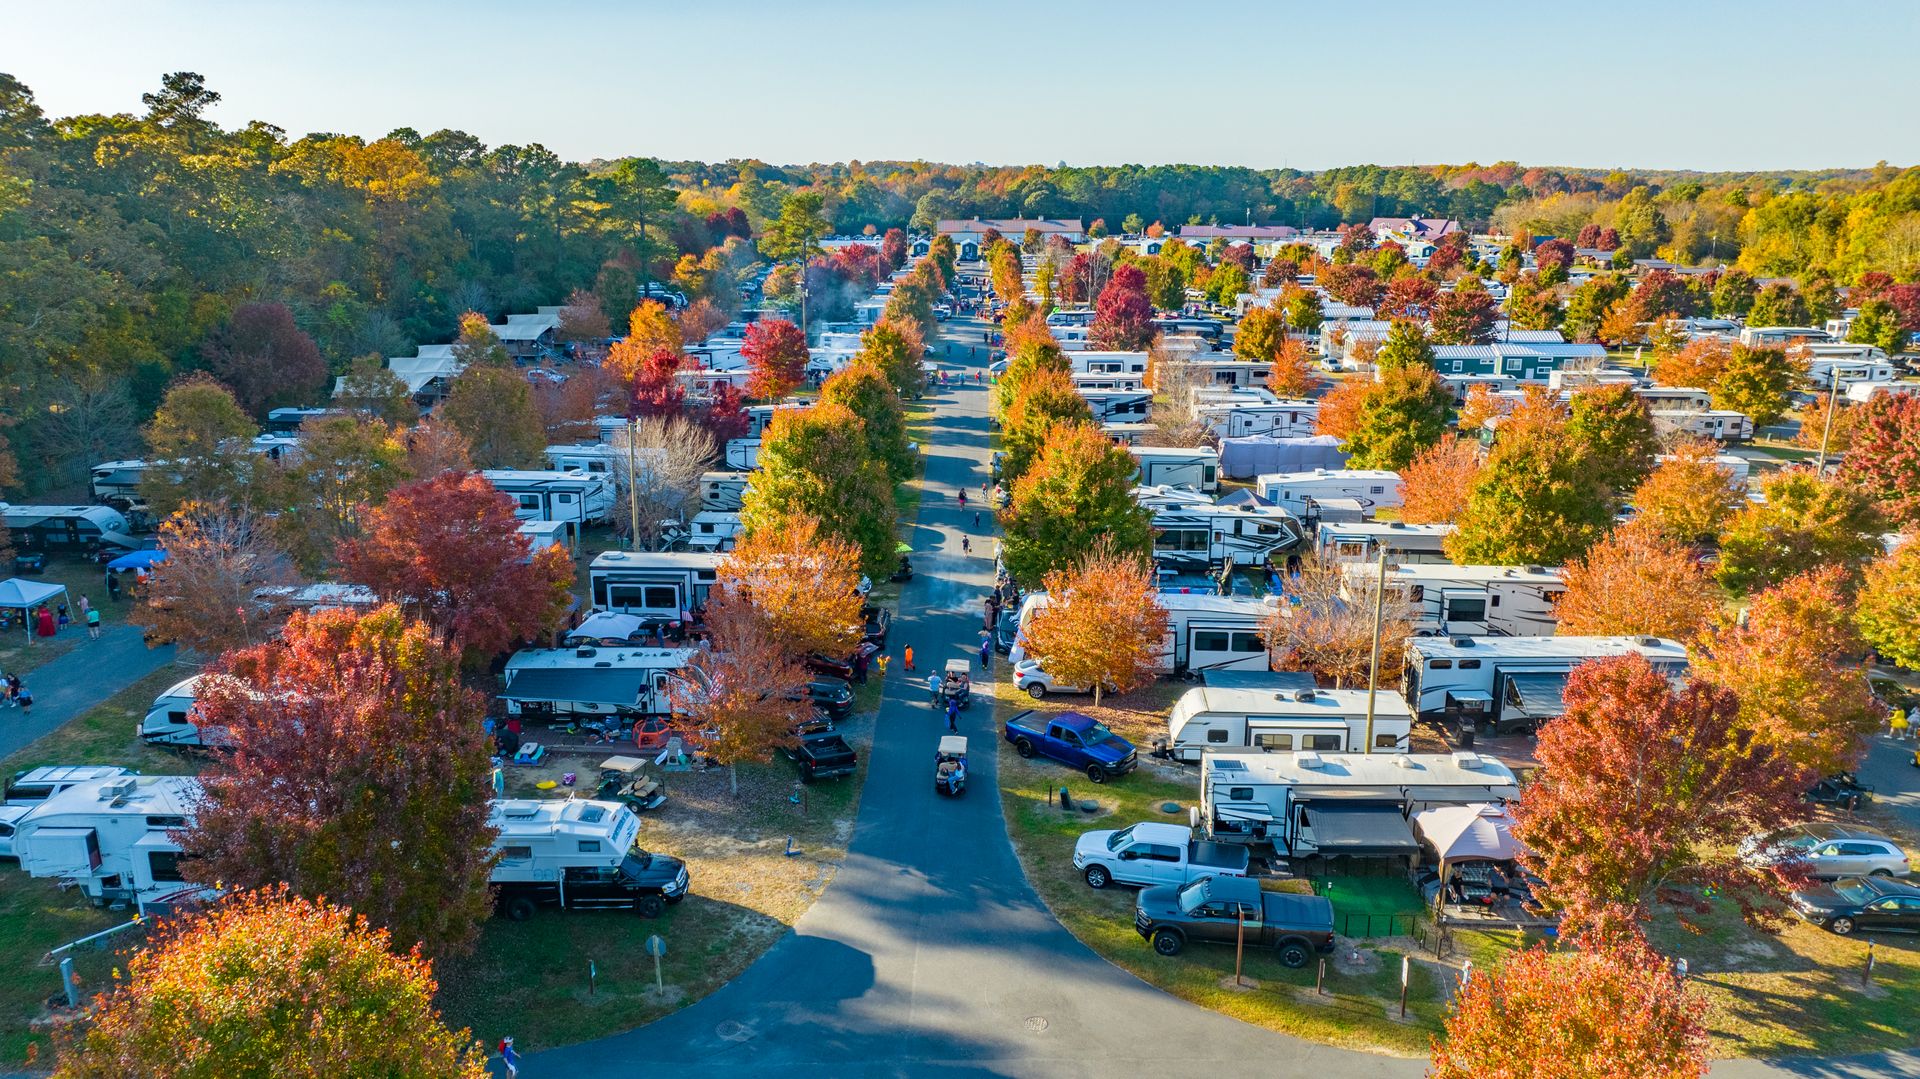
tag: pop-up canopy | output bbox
[0,578,67,610]
[1412,803,1522,864]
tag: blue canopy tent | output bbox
[106,549,167,573]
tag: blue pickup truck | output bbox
[1004,710,1138,783]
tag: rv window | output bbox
[1369,486,1384,495]
[1193,631,1231,652]
[147,851,186,883]
[558,493,576,504]
[1374,734,1400,748]
[1229,786,1254,801]
[1429,659,1453,670]
[1206,729,1229,743]
[1304,734,1342,751]
[145,815,188,828]
[1445,598,1487,622]
[643,586,678,609]
[1253,733,1292,750]
[1230,632,1265,653]
[1451,361,1463,373]
[500,845,533,862]
[578,840,602,853]
[516,494,541,510]
[1458,659,1481,670]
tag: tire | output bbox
[1027,684,1047,700]
[1870,868,1895,878]
[635,894,667,919]
[1015,738,1035,758]
[504,896,536,922]
[1087,764,1108,784]
[1151,929,1184,956]
[1830,916,1856,936]
[1084,865,1112,889]
[1276,941,1311,969]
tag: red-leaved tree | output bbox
[200,301,329,417]
[337,472,573,657]
[743,317,808,400]
[1090,263,1155,349]
[630,347,687,417]
[1840,390,1920,529]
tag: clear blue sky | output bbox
[9,0,1914,171]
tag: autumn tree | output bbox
[606,414,717,550]
[604,301,684,390]
[1510,654,1809,933]
[140,374,259,515]
[1372,320,1435,371]
[1341,363,1450,470]
[1650,336,1729,390]
[1748,282,1808,327]
[1089,263,1155,350]
[1000,422,1153,584]
[1448,398,1615,566]
[1312,376,1373,441]
[1629,439,1743,545]
[669,586,809,795]
[184,606,498,958]
[1233,301,1286,364]
[740,402,897,575]
[336,353,420,425]
[1712,344,1800,428]
[857,316,927,399]
[1430,933,1708,1079]
[1429,282,1499,344]
[1001,367,1097,483]
[337,472,573,656]
[719,513,865,661]
[1695,566,1879,779]
[280,415,410,568]
[1263,556,1417,689]
[404,417,473,478]
[134,502,296,655]
[439,364,545,468]
[1555,523,1720,642]
[1858,542,1920,670]
[200,301,328,416]
[1399,435,1481,525]
[1456,382,1514,432]
[1715,469,1882,594]
[742,317,808,400]
[1791,392,1861,453]
[993,323,1069,420]
[1267,338,1317,398]
[820,360,912,481]
[1566,383,1660,500]
[1020,542,1169,706]
[1839,390,1920,528]
[555,287,611,349]
[55,887,487,1079]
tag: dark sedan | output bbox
[1791,875,1920,936]
[806,677,855,721]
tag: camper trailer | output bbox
[1100,421,1157,446]
[1150,503,1308,573]
[1165,686,1413,763]
[1072,372,1148,393]
[1402,635,1689,738]
[1076,390,1153,424]
[500,647,696,722]
[88,459,154,504]
[725,439,760,471]
[140,674,208,745]
[685,511,743,552]
[543,443,667,481]
[2,504,137,552]
[1197,751,1518,856]
[1256,469,1403,514]
[12,775,203,909]
[1347,563,1565,637]
[588,550,720,621]
[744,402,808,438]
[1128,447,1221,493]
[1649,409,1754,442]
[1196,402,1319,439]
[488,798,689,918]
[479,470,616,532]
[1633,386,1714,411]
[1069,351,1149,376]
[1009,592,1278,676]
[263,406,341,434]
[699,471,752,512]
[1133,485,1217,511]
[1314,521,1453,563]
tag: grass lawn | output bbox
[1,665,200,778]
[0,554,119,677]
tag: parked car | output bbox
[1003,709,1137,783]
[0,804,29,859]
[1134,875,1336,967]
[1790,875,1920,935]
[1739,822,1911,879]
[1805,772,1874,811]
[803,677,855,721]
[1011,659,1115,700]
[862,605,892,649]
[806,654,856,681]
[1073,821,1250,889]
[786,731,858,784]
[497,849,688,920]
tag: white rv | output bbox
[1652,450,1750,485]
[12,775,202,909]
[1196,401,1319,439]
[1009,591,1278,676]
[1401,635,1689,738]
[744,402,808,438]
[1315,521,1453,563]
[500,646,697,722]
[1100,421,1157,446]
[1346,563,1566,637]
[488,798,688,918]
[1198,751,1518,856]
[1846,380,1920,405]
[88,459,155,503]
[699,471,751,512]
[543,443,667,481]
[685,511,743,552]
[588,550,721,620]
[1803,354,1896,389]
[1632,386,1714,411]
[1649,409,1754,442]
[140,674,209,745]
[1739,326,1830,348]
[1069,351,1149,376]
[1128,446,1221,493]
[724,438,761,471]
[1166,686,1413,763]
[1077,390,1152,424]
[479,469,616,532]
[1133,485,1217,511]
[1150,502,1307,573]
[1072,371,1148,393]
[1256,469,1403,514]
[2,503,138,552]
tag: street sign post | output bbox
[645,933,667,992]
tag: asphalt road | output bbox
[0,622,176,763]
[527,324,1920,1079]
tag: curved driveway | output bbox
[529,328,1916,1079]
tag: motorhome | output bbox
[12,775,203,909]
[1128,447,1221,493]
[1198,751,1518,857]
[1314,521,1453,563]
[5,766,136,806]
[700,471,751,512]
[1649,409,1754,442]
[1009,592,1278,676]
[1165,686,1413,763]
[1150,502,1307,573]
[1345,563,1566,637]
[488,798,688,918]
[1256,469,1403,514]
[140,674,208,745]
[1076,390,1152,424]
[88,459,153,504]
[1,504,137,552]
[1196,402,1319,439]
[1401,635,1689,738]
[1069,351,1149,376]
[500,646,697,722]
[588,550,721,620]
[685,511,743,552]
[725,438,760,471]
[1633,386,1714,411]
[479,470,616,534]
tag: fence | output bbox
[1335,911,1422,939]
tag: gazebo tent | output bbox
[1412,803,1521,864]
[0,578,67,612]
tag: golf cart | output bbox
[935,735,968,796]
[594,755,666,812]
[937,658,972,711]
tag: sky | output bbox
[7,0,1916,172]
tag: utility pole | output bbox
[1815,367,1840,474]
[626,418,641,552]
[1361,544,1389,754]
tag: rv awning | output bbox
[1306,806,1418,856]
[1216,805,1275,824]
[502,668,654,709]
[1503,672,1569,719]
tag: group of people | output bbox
[0,673,34,712]
[7,595,103,642]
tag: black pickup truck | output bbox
[787,731,858,783]
[1135,875,1336,968]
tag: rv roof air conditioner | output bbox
[1296,752,1323,769]
[1452,751,1485,770]
[98,778,139,801]
[1392,755,1417,769]
[1449,637,1475,648]
[1291,689,1316,703]
[576,647,597,658]
[1635,636,1663,648]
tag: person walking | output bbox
[957,488,967,509]
[945,695,960,733]
[978,636,992,671]
[927,670,941,707]
[86,604,102,641]
[852,647,869,685]
[16,680,31,716]
[972,511,981,529]
[875,652,889,680]
[961,536,971,555]
[497,1037,520,1078]
[903,644,915,672]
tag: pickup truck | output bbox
[1134,875,1335,968]
[1004,709,1137,783]
[1074,821,1251,889]
[786,731,858,783]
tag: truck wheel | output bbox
[1026,684,1047,699]
[1087,764,1108,784]
[1151,929,1184,956]
[636,894,667,919]
[1276,941,1311,969]
[504,896,536,922]
[1084,865,1112,889]
[1015,738,1035,758]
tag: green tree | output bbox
[1715,469,1882,594]
[1206,261,1249,306]
[1373,320,1434,371]
[1712,344,1800,428]
[1121,212,1145,234]
[439,364,544,468]
[856,317,928,399]
[336,353,420,425]
[1711,269,1758,318]
[1447,405,1614,565]
[1281,287,1324,335]
[760,191,830,263]
[280,416,411,569]
[1233,302,1286,363]
[1566,384,1660,505]
[819,361,913,482]
[1747,282,1809,327]
[1848,298,1908,354]
[999,423,1152,584]
[448,311,510,368]
[740,402,898,576]
[1858,543,1920,670]
[1341,365,1450,470]
[140,374,259,515]
[1611,186,1669,258]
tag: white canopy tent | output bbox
[1412,803,1521,864]
[0,578,70,643]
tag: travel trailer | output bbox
[88,459,154,503]
[725,438,761,471]
[1346,563,1566,637]
[1127,447,1221,493]
[1100,421,1157,446]
[700,471,752,512]
[1314,521,1453,563]
[263,406,342,434]
[588,550,721,620]
[500,646,697,722]
[1256,469,1403,514]
[1632,386,1713,411]
[1165,686,1413,763]
[685,511,743,552]
[1401,635,1688,738]
[1198,751,1518,857]
[1069,351,1149,376]
[1072,372,1147,393]
[488,798,689,918]
[1195,402,1319,439]
[140,674,208,746]
[1,504,138,552]
[1133,485,1217,511]
[1150,503,1308,573]
[1076,390,1152,424]
[479,469,616,533]
[744,402,808,438]
[543,443,667,481]
[1008,592,1278,676]
[11,775,204,909]
[1649,409,1754,442]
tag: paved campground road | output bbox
[0,623,175,764]
[527,326,1920,1079]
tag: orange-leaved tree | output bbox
[1398,434,1481,525]
[670,585,810,794]
[135,500,296,656]
[1020,541,1169,706]
[1312,376,1372,441]
[1554,522,1720,643]
[55,886,488,1079]
[1268,337,1318,398]
[1628,438,1744,546]
[719,512,866,661]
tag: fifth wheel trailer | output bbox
[1401,634,1688,739]
[1343,563,1566,637]
[1008,592,1278,676]
[1127,446,1221,494]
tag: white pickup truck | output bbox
[1072,821,1252,889]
